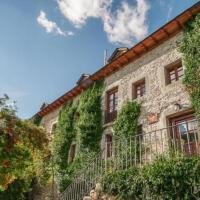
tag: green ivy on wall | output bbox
[77,81,103,152]
[113,101,141,138]
[179,13,200,124]
[52,81,104,191]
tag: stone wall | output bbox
[102,32,191,137]
[41,31,192,154]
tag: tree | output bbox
[0,95,49,194]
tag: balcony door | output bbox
[170,113,199,155]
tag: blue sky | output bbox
[0,0,198,119]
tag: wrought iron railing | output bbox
[59,121,199,200]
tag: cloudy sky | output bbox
[0,0,198,118]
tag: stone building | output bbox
[37,2,200,161]
[34,3,200,198]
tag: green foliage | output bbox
[0,95,50,198]
[179,13,200,123]
[101,156,200,200]
[52,81,104,191]
[113,101,141,138]
[101,167,143,199]
[0,179,31,200]
[52,102,77,170]
[57,151,97,191]
[31,114,42,126]
[77,81,103,151]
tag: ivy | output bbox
[51,102,77,190]
[179,13,200,124]
[52,102,77,168]
[101,156,200,200]
[77,81,103,151]
[113,101,141,138]
[52,81,103,191]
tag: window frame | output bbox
[132,78,146,99]
[105,87,118,123]
[165,60,183,85]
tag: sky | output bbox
[0,0,199,119]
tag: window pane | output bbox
[114,96,118,110]
[177,66,183,78]
[178,122,187,136]
[109,93,114,101]
[135,80,145,98]
[141,84,145,95]
[187,119,197,131]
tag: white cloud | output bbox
[57,0,112,28]
[102,0,150,45]
[37,10,73,36]
[57,0,150,46]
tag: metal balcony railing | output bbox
[59,122,199,200]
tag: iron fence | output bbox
[59,121,199,200]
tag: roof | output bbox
[37,2,200,117]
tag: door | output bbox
[171,114,198,155]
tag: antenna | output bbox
[104,49,108,65]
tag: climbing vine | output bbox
[52,81,104,191]
[179,13,200,124]
[113,101,141,138]
[77,81,103,151]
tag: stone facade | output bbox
[102,32,191,138]
[41,31,192,155]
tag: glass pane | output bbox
[114,97,118,110]
[187,119,197,131]
[109,105,113,113]
[177,67,183,78]
[141,84,145,95]
[109,93,114,101]
[178,122,187,135]
[170,72,176,82]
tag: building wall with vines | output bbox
[103,32,191,135]
[41,31,193,154]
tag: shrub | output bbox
[101,156,200,199]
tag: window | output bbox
[69,144,76,162]
[105,134,113,158]
[105,87,118,123]
[170,113,198,155]
[166,61,183,84]
[133,79,146,99]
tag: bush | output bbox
[101,156,200,199]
